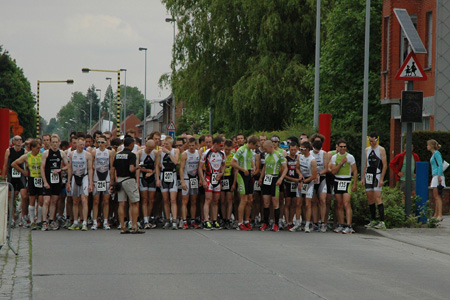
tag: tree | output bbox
[162,0,317,133]
[0,46,36,138]
[115,85,148,121]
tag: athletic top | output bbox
[8,147,25,178]
[299,154,315,178]
[201,148,225,176]
[27,152,42,178]
[72,150,88,176]
[184,150,200,178]
[331,153,356,178]
[285,154,299,182]
[233,144,253,170]
[264,151,286,175]
[224,152,234,177]
[311,149,326,175]
[161,149,177,172]
[44,149,63,182]
[140,150,156,178]
[93,148,110,182]
[366,146,383,176]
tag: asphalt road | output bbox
[32,228,450,300]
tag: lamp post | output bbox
[139,47,148,139]
[36,79,74,137]
[106,77,112,131]
[82,68,121,135]
[165,17,176,129]
[96,88,102,130]
[120,68,127,134]
[80,108,88,133]
[88,91,92,134]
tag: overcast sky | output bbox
[0,0,173,122]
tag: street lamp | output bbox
[165,18,176,131]
[82,68,121,135]
[139,48,148,139]
[120,68,127,134]
[36,79,74,137]
[96,88,102,129]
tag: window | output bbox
[426,11,433,68]
[400,15,417,66]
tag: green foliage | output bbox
[0,46,36,138]
[176,108,209,135]
[118,86,148,121]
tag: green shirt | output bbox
[400,157,415,181]
[264,152,286,175]
[233,144,253,170]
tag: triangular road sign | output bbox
[167,121,176,131]
[395,52,427,81]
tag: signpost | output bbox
[167,121,176,139]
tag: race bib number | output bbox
[190,178,199,189]
[263,174,273,185]
[11,168,21,178]
[97,181,107,192]
[50,173,60,184]
[291,183,298,193]
[337,181,348,192]
[211,173,219,185]
[34,177,43,188]
[163,172,174,183]
[301,182,308,193]
[365,173,373,185]
[62,175,67,184]
[177,180,182,187]
[221,179,229,190]
[254,181,261,191]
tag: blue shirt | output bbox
[430,151,444,176]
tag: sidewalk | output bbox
[362,215,450,256]
[0,228,32,300]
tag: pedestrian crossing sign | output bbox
[395,52,427,81]
[167,121,176,131]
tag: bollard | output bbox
[416,162,429,224]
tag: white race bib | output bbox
[263,174,273,185]
[190,178,198,189]
[211,173,219,185]
[291,183,298,193]
[221,179,229,190]
[254,181,261,191]
[365,173,373,185]
[11,168,21,178]
[34,177,43,188]
[337,181,348,191]
[301,182,308,193]
[97,181,107,192]
[50,173,60,184]
[163,172,174,183]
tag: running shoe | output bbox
[162,222,170,229]
[365,221,378,228]
[50,221,59,231]
[68,223,80,231]
[342,226,353,234]
[191,221,200,229]
[41,222,48,231]
[212,221,222,230]
[289,224,301,232]
[179,219,184,229]
[236,223,249,231]
[286,224,294,231]
[144,222,151,229]
[172,222,178,230]
[245,223,253,231]
[103,224,111,230]
[81,224,88,231]
[313,224,320,232]
[91,224,98,231]
[334,225,344,233]
[259,223,269,231]
[304,225,310,233]
[203,221,212,230]
[182,222,189,230]
[320,223,327,233]
[272,224,279,232]
[374,221,386,230]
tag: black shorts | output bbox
[284,181,299,198]
[28,177,43,196]
[261,175,280,197]
[237,171,253,195]
[221,175,234,192]
[326,172,335,194]
[8,177,27,192]
[333,177,351,195]
[43,183,63,196]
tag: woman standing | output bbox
[427,139,445,220]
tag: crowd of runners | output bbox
[3,129,394,234]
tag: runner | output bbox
[2,135,28,227]
[179,137,200,229]
[231,135,258,231]
[67,137,94,231]
[137,139,159,229]
[310,136,329,232]
[40,134,69,231]
[156,136,180,230]
[298,141,317,233]
[220,139,237,229]
[330,139,358,234]
[283,142,301,232]
[198,136,226,230]
[111,137,143,234]
[40,134,51,153]
[91,134,115,230]
[12,139,44,230]
[362,133,387,230]
[258,140,287,232]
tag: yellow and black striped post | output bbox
[116,71,121,135]
[36,81,40,138]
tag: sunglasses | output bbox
[339,145,347,148]
[14,138,22,141]
[97,141,106,144]
[175,144,183,147]
[272,140,279,143]
[300,147,307,151]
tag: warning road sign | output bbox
[167,121,176,131]
[395,52,427,81]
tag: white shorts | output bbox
[71,176,89,197]
[301,181,315,199]
[314,177,327,194]
[93,181,110,196]
[430,175,446,188]
[181,178,199,196]
[160,172,178,193]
